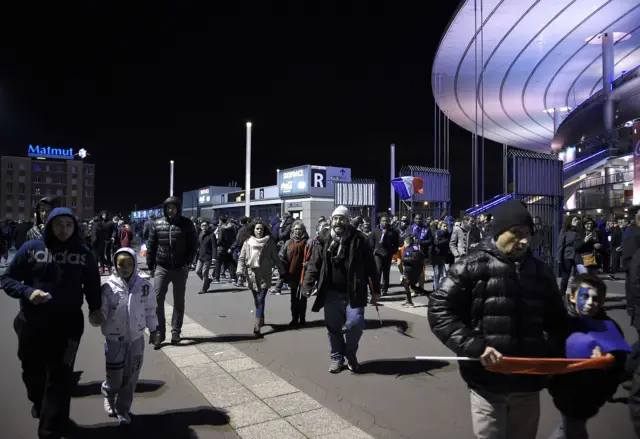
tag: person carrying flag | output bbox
[428,199,567,439]
[547,274,630,438]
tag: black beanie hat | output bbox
[490,199,533,238]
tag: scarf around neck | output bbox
[288,239,307,277]
[247,236,270,268]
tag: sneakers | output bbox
[329,361,345,374]
[608,274,616,281]
[117,412,132,425]
[171,333,181,345]
[346,355,360,373]
[402,301,415,308]
[253,318,262,337]
[103,398,116,418]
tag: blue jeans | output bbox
[433,262,447,292]
[252,289,267,319]
[323,293,365,363]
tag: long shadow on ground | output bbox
[67,407,231,439]
[356,358,450,377]
[176,318,414,347]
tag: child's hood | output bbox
[112,247,138,286]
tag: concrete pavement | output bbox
[157,264,636,439]
[0,248,637,438]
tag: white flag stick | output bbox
[415,356,480,362]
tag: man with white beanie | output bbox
[301,205,379,373]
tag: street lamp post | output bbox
[245,122,252,218]
[390,143,396,215]
[169,160,174,197]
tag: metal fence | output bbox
[334,179,377,225]
[516,194,563,269]
[398,165,451,221]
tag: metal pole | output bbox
[474,0,479,207]
[169,160,174,196]
[433,74,437,168]
[245,122,252,217]
[553,108,561,133]
[602,31,614,131]
[438,75,442,169]
[481,0,485,206]
[446,111,450,170]
[443,111,447,170]
[390,143,396,215]
[503,143,508,195]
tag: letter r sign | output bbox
[312,170,326,188]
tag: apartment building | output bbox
[1,155,96,221]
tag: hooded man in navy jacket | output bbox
[1,207,103,439]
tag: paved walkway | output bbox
[1,250,637,438]
[155,303,374,439]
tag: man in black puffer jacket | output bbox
[147,196,198,347]
[428,200,567,439]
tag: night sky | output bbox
[0,2,503,218]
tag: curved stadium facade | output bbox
[433,0,640,218]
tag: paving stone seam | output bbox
[151,303,375,439]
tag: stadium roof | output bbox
[432,0,640,152]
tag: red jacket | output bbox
[120,224,133,248]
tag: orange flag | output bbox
[485,355,616,375]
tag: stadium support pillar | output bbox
[602,32,614,131]
[553,108,561,133]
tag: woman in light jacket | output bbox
[237,220,285,336]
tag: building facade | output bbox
[1,155,95,221]
[181,164,353,224]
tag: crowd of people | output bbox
[3,195,640,438]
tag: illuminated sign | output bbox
[131,208,162,220]
[278,165,352,198]
[279,167,308,197]
[27,144,88,160]
[198,187,213,205]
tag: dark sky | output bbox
[0,2,503,217]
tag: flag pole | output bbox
[415,356,479,362]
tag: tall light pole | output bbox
[245,122,252,217]
[390,143,396,215]
[169,160,174,197]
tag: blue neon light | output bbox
[28,144,75,159]
[563,149,607,171]
[467,194,514,216]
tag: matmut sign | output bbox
[28,144,75,160]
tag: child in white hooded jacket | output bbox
[100,247,159,424]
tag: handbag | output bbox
[582,252,597,267]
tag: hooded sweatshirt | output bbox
[25,197,60,241]
[1,208,101,329]
[101,247,158,341]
